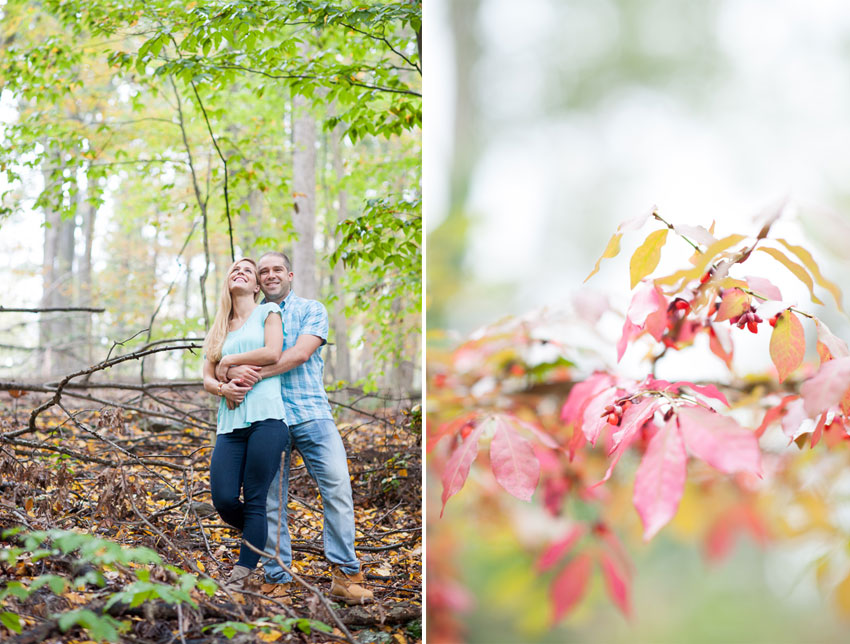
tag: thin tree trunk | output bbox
[292,93,318,300]
[330,125,351,383]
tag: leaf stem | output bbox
[653,212,702,254]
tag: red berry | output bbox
[747,319,759,333]
[607,413,619,425]
[700,271,711,284]
[769,314,778,327]
[674,299,690,311]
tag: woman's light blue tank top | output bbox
[216,302,287,434]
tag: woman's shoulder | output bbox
[257,301,282,318]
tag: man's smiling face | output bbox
[258,255,294,303]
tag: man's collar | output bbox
[262,290,295,307]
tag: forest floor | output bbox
[0,388,422,643]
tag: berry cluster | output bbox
[601,398,633,426]
[729,305,763,334]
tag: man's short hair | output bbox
[259,251,292,272]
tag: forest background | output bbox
[0,0,421,642]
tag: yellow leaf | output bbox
[757,247,823,305]
[629,228,668,288]
[196,559,205,572]
[715,288,750,322]
[777,238,843,311]
[655,234,747,286]
[769,311,805,383]
[257,630,282,642]
[584,232,622,282]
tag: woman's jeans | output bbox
[210,418,289,569]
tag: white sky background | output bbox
[425,0,850,382]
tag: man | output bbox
[218,251,373,605]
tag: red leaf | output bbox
[599,552,631,617]
[755,394,798,438]
[633,417,687,540]
[800,356,850,416]
[811,413,827,449]
[550,553,593,623]
[489,419,540,501]
[769,310,805,383]
[536,525,586,572]
[428,411,478,454]
[678,406,761,475]
[708,323,734,368]
[440,424,484,517]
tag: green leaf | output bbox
[1,611,21,634]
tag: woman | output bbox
[202,258,289,587]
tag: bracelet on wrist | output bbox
[217,382,223,396]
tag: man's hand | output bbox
[226,365,262,387]
[215,358,232,382]
[221,379,251,408]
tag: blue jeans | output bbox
[210,419,289,569]
[262,418,359,583]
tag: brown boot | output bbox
[260,582,292,605]
[330,566,374,605]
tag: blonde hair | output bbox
[203,258,259,363]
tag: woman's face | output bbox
[228,261,259,295]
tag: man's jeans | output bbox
[262,418,359,583]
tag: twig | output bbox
[241,541,356,644]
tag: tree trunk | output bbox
[78,180,95,365]
[292,93,318,300]
[330,125,352,383]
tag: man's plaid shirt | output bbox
[267,291,334,425]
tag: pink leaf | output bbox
[560,373,614,425]
[815,318,850,361]
[800,356,850,416]
[550,553,593,623]
[440,424,484,517]
[592,398,659,488]
[780,397,810,441]
[489,420,540,501]
[536,525,586,572]
[509,414,561,449]
[676,381,730,407]
[769,310,806,383]
[581,386,618,445]
[599,552,631,617]
[626,282,666,326]
[617,319,640,362]
[678,406,761,475]
[745,275,783,301]
[633,417,687,541]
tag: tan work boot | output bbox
[330,566,374,605]
[260,581,292,605]
[225,565,252,589]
